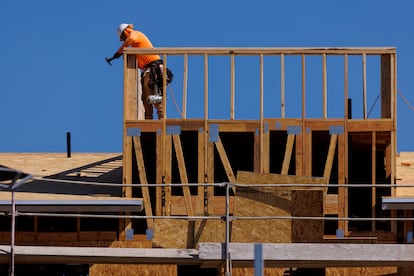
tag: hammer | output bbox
[105,57,115,66]
[105,52,122,66]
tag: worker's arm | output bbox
[108,44,126,62]
[106,34,134,65]
[112,38,134,59]
[112,43,126,59]
[105,45,125,65]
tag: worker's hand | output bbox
[105,52,122,66]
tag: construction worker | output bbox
[107,23,172,119]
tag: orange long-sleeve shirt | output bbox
[116,28,160,69]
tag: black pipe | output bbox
[348,98,352,119]
[66,132,71,158]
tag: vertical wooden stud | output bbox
[198,128,205,213]
[230,54,235,120]
[304,128,312,177]
[381,54,392,118]
[302,54,306,118]
[156,131,163,216]
[263,126,270,173]
[122,53,137,240]
[207,139,215,214]
[259,54,264,172]
[182,53,188,119]
[338,132,347,234]
[362,53,367,119]
[204,53,209,120]
[371,131,377,232]
[281,54,286,118]
[164,134,172,216]
[295,130,303,177]
[322,53,327,119]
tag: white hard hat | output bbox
[117,23,130,38]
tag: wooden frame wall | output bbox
[122,47,397,240]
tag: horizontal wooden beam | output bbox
[0,231,118,243]
[124,47,396,56]
[237,171,327,187]
[0,245,198,265]
[126,119,394,133]
[304,119,344,131]
[347,119,394,132]
[0,192,143,213]
[198,242,414,268]
[3,242,413,268]
[0,199,143,213]
[265,119,302,130]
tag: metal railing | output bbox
[3,176,412,274]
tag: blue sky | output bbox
[1,0,413,152]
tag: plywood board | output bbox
[170,195,233,216]
[90,241,175,276]
[152,219,189,249]
[237,171,328,189]
[232,188,291,243]
[325,194,339,215]
[90,264,177,276]
[232,267,284,276]
[396,152,414,196]
[152,219,225,249]
[193,220,226,246]
[233,171,326,243]
[291,190,324,242]
[326,267,397,276]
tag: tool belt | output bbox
[144,59,164,70]
[142,60,173,94]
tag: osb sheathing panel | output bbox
[232,171,325,243]
[232,188,292,243]
[291,190,324,242]
[90,264,176,276]
[152,188,322,245]
[232,267,285,276]
[396,152,414,196]
[195,220,226,245]
[152,219,191,248]
[326,267,397,276]
[90,241,176,276]
[152,219,226,249]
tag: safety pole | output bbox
[9,188,15,276]
[4,170,32,276]
[9,172,21,276]
[254,243,264,276]
[225,182,231,276]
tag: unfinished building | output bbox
[1,47,413,275]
